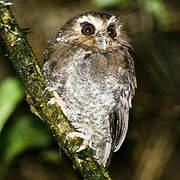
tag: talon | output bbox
[67,132,91,152]
[46,87,68,116]
[46,88,67,107]
[45,87,58,92]
[47,97,57,105]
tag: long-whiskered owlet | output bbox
[43,12,136,167]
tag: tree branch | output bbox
[0,3,111,179]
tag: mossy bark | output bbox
[0,3,111,179]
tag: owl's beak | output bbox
[97,35,108,50]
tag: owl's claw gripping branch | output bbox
[45,87,68,116]
[67,132,91,152]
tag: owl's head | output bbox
[57,12,129,52]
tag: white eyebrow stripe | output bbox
[107,16,117,25]
[75,14,119,35]
[78,15,104,31]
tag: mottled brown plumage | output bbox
[43,12,136,167]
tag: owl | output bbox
[43,12,136,167]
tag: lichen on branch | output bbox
[0,3,111,179]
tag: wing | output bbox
[110,49,136,152]
[110,101,129,152]
[106,90,130,167]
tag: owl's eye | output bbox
[107,25,117,38]
[81,23,95,36]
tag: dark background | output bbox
[0,0,180,179]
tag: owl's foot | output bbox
[45,87,58,92]
[46,87,67,115]
[47,91,67,107]
[66,132,91,152]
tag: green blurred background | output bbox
[0,0,180,179]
